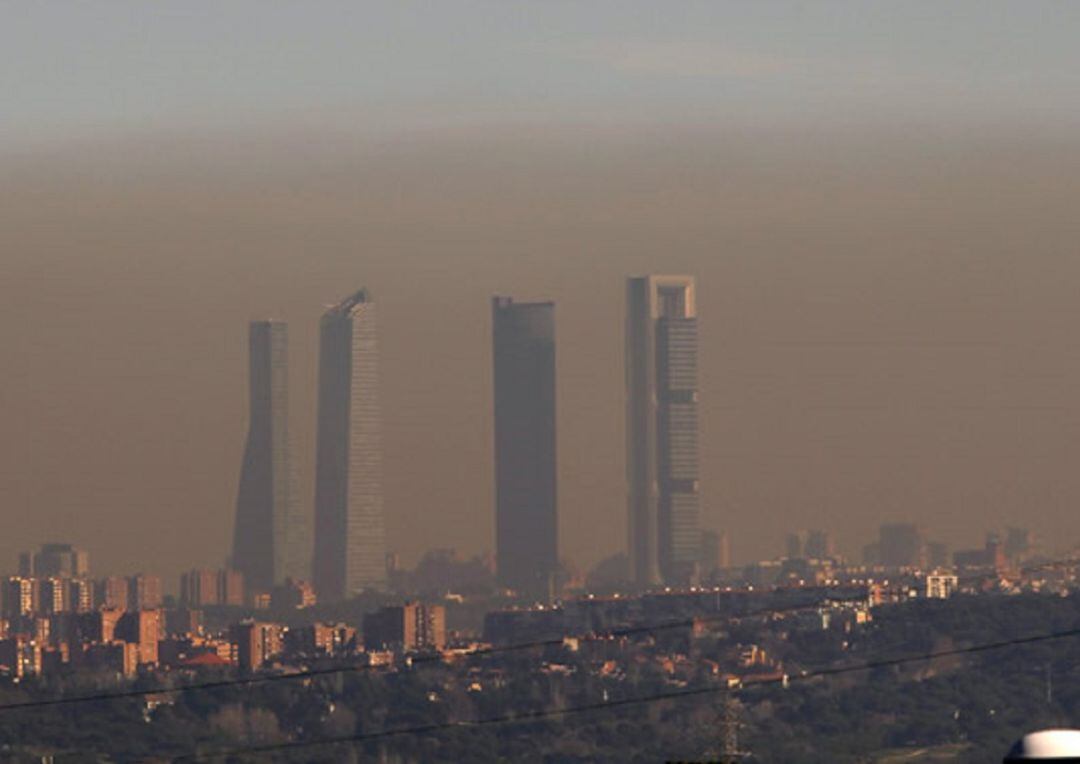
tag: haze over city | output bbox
[8,4,1080,762]
[4,1,1080,585]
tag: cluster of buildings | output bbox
[9,273,1067,695]
[6,540,861,691]
[6,545,163,616]
[189,605,439,676]
[720,522,1042,596]
[1,545,170,679]
[0,541,446,680]
[860,523,1034,574]
[0,524,1067,693]
[228,275,708,606]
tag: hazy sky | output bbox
[3,3,1080,584]
[5,1,1080,146]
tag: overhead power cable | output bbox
[0,595,863,712]
[0,555,1073,715]
[175,625,1080,761]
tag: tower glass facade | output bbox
[492,297,557,599]
[313,290,386,601]
[626,276,701,587]
[232,320,308,592]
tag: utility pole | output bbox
[719,692,749,763]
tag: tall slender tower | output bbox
[492,297,557,600]
[232,320,308,592]
[313,290,386,601]
[626,275,701,587]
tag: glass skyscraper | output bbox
[313,289,386,601]
[625,275,701,587]
[492,296,557,600]
[232,320,309,592]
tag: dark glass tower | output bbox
[313,290,386,601]
[492,297,557,600]
[626,276,700,587]
[232,320,308,592]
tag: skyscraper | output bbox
[492,297,557,599]
[128,574,163,610]
[805,529,836,560]
[626,275,701,587]
[232,320,308,592]
[313,289,386,601]
[21,543,89,578]
[873,523,926,569]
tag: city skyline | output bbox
[34,277,1044,594]
[6,130,1080,583]
[8,248,1080,583]
[5,3,1080,758]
